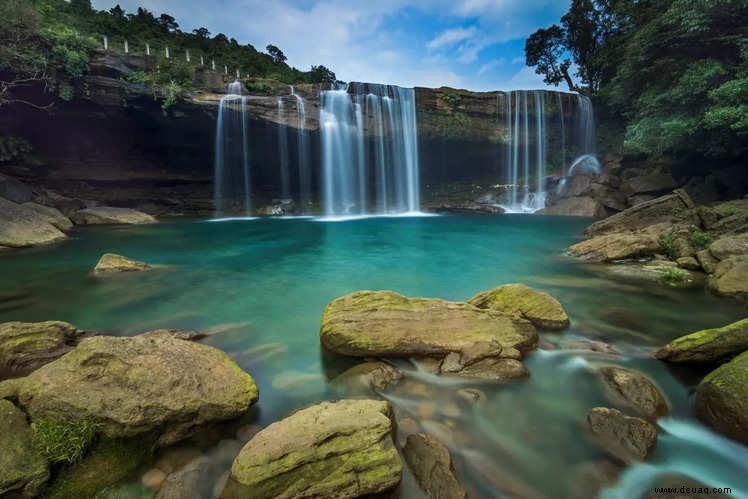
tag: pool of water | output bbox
[1,215,746,497]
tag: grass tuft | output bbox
[659,267,690,286]
[32,417,100,464]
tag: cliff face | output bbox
[0,51,579,215]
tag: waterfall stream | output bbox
[214,81,251,214]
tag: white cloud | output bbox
[477,58,503,76]
[511,56,525,65]
[426,26,477,50]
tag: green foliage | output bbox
[129,58,193,109]
[659,267,690,287]
[32,417,100,464]
[689,231,714,249]
[658,233,675,257]
[0,135,33,163]
[245,81,273,94]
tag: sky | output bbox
[90,0,571,91]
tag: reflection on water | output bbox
[0,215,745,498]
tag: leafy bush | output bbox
[658,233,675,257]
[32,417,100,464]
[0,136,33,163]
[659,267,689,287]
[129,58,193,109]
[689,231,714,250]
[245,81,272,94]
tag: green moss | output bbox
[689,231,714,250]
[32,417,100,465]
[245,81,273,94]
[659,267,689,286]
[658,233,675,257]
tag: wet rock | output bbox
[694,350,748,445]
[320,290,538,357]
[226,399,402,498]
[598,366,669,420]
[655,318,748,363]
[708,255,748,298]
[433,203,505,215]
[626,173,678,196]
[0,321,87,379]
[93,253,152,274]
[21,202,73,231]
[156,456,214,499]
[0,173,33,204]
[0,334,258,446]
[331,361,403,392]
[538,196,607,217]
[0,197,67,248]
[568,223,667,262]
[709,233,748,261]
[587,407,658,464]
[0,400,49,497]
[468,283,570,330]
[71,206,157,225]
[403,433,467,499]
[676,256,701,270]
[445,356,529,382]
[456,388,485,403]
[570,460,621,499]
[142,468,167,491]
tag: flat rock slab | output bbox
[71,206,157,225]
[320,290,538,358]
[468,283,570,330]
[403,433,467,499]
[0,333,258,446]
[21,202,73,231]
[0,321,86,379]
[587,407,658,464]
[0,400,49,496]
[568,223,666,262]
[226,399,402,498]
[93,253,152,274]
[694,350,748,445]
[656,318,748,363]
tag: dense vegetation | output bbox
[0,0,337,109]
[526,0,747,176]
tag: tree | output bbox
[266,44,286,64]
[525,25,577,91]
[157,14,179,33]
[109,5,125,18]
[310,65,336,84]
[193,27,210,38]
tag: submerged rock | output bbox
[655,318,748,363]
[0,334,258,446]
[71,206,157,225]
[587,407,658,464]
[468,283,570,330]
[694,350,748,445]
[598,366,669,420]
[320,290,538,358]
[403,433,467,499]
[0,400,49,497]
[0,321,87,379]
[93,253,152,274]
[0,197,67,248]
[225,399,402,498]
[331,361,403,393]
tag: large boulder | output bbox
[567,223,666,262]
[0,400,49,496]
[598,366,669,420]
[71,206,157,225]
[0,333,258,446]
[0,173,33,204]
[0,197,67,248]
[655,318,748,363]
[403,433,467,499]
[709,234,748,261]
[468,283,570,330]
[694,350,748,445]
[538,196,607,217]
[709,256,748,298]
[21,202,73,231]
[0,321,87,379]
[587,407,658,464]
[93,253,152,274]
[625,173,678,196]
[225,400,402,498]
[320,290,538,358]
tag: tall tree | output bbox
[266,44,287,64]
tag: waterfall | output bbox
[320,83,420,218]
[214,81,251,214]
[291,86,311,213]
[277,97,291,200]
[500,90,597,213]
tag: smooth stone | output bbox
[0,400,49,496]
[0,320,86,379]
[142,468,167,491]
[71,206,157,225]
[709,255,748,298]
[655,317,748,363]
[568,223,667,262]
[468,283,570,330]
[403,433,468,499]
[538,196,607,217]
[331,361,403,392]
[93,253,152,274]
[598,366,669,420]
[587,407,658,464]
[0,197,67,248]
[694,351,748,445]
[21,202,73,231]
[676,256,701,270]
[226,399,402,498]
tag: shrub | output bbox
[689,231,713,250]
[0,135,33,163]
[245,81,272,94]
[32,417,100,464]
[658,233,675,257]
[659,267,689,287]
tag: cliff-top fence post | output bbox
[186,50,190,62]
[124,40,129,53]
[165,47,170,59]
[224,65,228,75]
[103,36,108,51]
[212,60,216,71]
[146,43,150,56]
[200,55,204,65]
[236,69,240,79]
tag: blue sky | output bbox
[91,0,570,91]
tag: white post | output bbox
[146,43,150,56]
[186,50,190,62]
[224,65,228,75]
[124,40,129,53]
[103,36,108,51]
[200,55,204,65]
[165,47,170,59]
[236,69,240,79]
[211,60,216,71]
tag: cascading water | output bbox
[277,97,291,200]
[214,81,251,214]
[500,90,598,213]
[320,83,420,218]
[291,86,311,212]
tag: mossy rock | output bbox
[93,253,152,274]
[0,399,49,497]
[598,366,669,420]
[655,318,748,363]
[468,283,570,330]
[0,321,86,379]
[226,399,402,498]
[694,350,748,445]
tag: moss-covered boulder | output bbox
[694,351,748,445]
[587,407,658,465]
[93,253,152,274]
[598,366,669,420]
[0,400,49,497]
[225,399,402,498]
[403,433,467,499]
[0,333,258,447]
[0,321,87,379]
[655,318,748,363]
[320,290,538,357]
[468,283,570,330]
